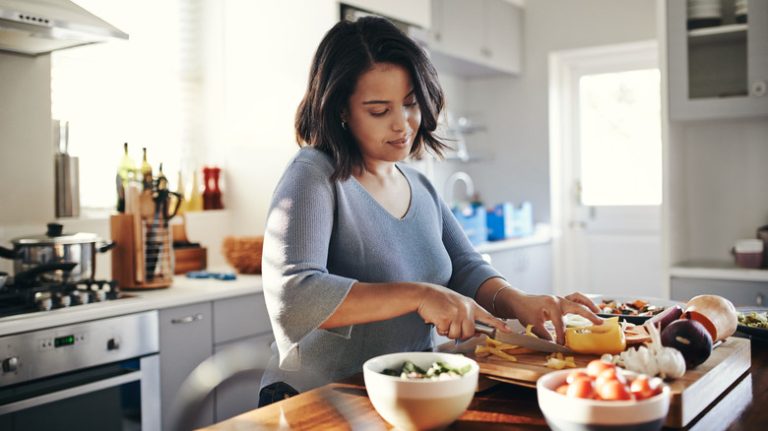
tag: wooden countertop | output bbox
[202,338,768,430]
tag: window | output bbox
[51,0,202,209]
[578,69,662,206]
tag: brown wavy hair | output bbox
[295,16,448,180]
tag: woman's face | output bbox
[344,62,421,165]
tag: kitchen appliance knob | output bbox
[36,297,52,311]
[57,294,71,307]
[2,356,19,373]
[107,338,120,351]
[93,290,106,302]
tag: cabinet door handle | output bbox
[757,293,764,306]
[171,313,204,324]
[752,80,767,97]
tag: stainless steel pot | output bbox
[0,223,115,284]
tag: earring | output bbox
[341,121,348,130]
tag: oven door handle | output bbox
[0,370,142,415]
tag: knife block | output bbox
[111,214,174,289]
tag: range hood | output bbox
[0,0,128,56]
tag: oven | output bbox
[0,311,160,431]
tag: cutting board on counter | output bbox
[464,336,751,428]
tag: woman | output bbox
[259,16,601,406]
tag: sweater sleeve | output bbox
[262,159,357,371]
[440,198,505,299]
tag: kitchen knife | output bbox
[475,322,573,354]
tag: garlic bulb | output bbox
[616,321,686,379]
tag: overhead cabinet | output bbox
[428,0,522,76]
[667,0,768,120]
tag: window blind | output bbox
[51,0,203,209]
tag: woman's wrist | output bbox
[495,285,525,319]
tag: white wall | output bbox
[202,0,338,235]
[458,0,657,223]
[0,53,53,225]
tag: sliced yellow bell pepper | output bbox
[565,317,626,355]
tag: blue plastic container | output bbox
[485,201,534,240]
[452,204,487,245]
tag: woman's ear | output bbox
[340,109,349,123]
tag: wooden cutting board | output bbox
[465,336,751,428]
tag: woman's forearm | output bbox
[318,281,425,329]
[475,277,523,319]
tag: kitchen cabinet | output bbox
[428,0,522,76]
[159,302,215,430]
[487,244,552,295]
[213,333,274,421]
[671,277,768,307]
[212,294,274,422]
[341,0,431,28]
[666,0,768,120]
[159,293,274,428]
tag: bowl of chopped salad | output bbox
[736,307,768,342]
[362,352,479,430]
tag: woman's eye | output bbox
[371,110,388,117]
[405,100,418,107]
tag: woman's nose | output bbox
[391,108,408,132]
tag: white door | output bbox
[550,41,664,298]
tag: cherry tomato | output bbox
[595,368,627,389]
[597,379,632,401]
[586,359,615,378]
[566,370,590,384]
[566,377,595,399]
[556,384,569,395]
[630,376,656,400]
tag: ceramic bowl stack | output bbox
[687,0,722,29]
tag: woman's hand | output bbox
[501,290,602,345]
[416,283,509,341]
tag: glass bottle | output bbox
[203,166,224,210]
[187,169,203,212]
[141,147,153,191]
[117,142,136,212]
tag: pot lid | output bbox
[11,223,100,246]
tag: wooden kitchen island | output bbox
[202,340,768,430]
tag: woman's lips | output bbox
[387,137,409,147]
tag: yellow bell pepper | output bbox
[565,317,626,355]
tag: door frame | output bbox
[548,40,662,296]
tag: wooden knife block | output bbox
[111,214,173,289]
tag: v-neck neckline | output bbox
[350,165,414,221]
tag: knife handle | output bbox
[474,321,496,338]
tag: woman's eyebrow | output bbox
[362,89,415,105]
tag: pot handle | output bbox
[98,241,117,253]
[0,246,17,260]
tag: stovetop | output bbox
[0,279,134,318]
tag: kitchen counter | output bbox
[0,273,263,336]
[474,224,551,254]
[201,338,768,430]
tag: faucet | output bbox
[444,171,475,207]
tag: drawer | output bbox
[213,293,272,344]
[671,277,768,307]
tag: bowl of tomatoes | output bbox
[536,360,670,431]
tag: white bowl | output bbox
[537,368,671,431]
[363,352,479,431]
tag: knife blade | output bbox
[475,322,572,354]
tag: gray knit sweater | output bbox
[260,147,502,392]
